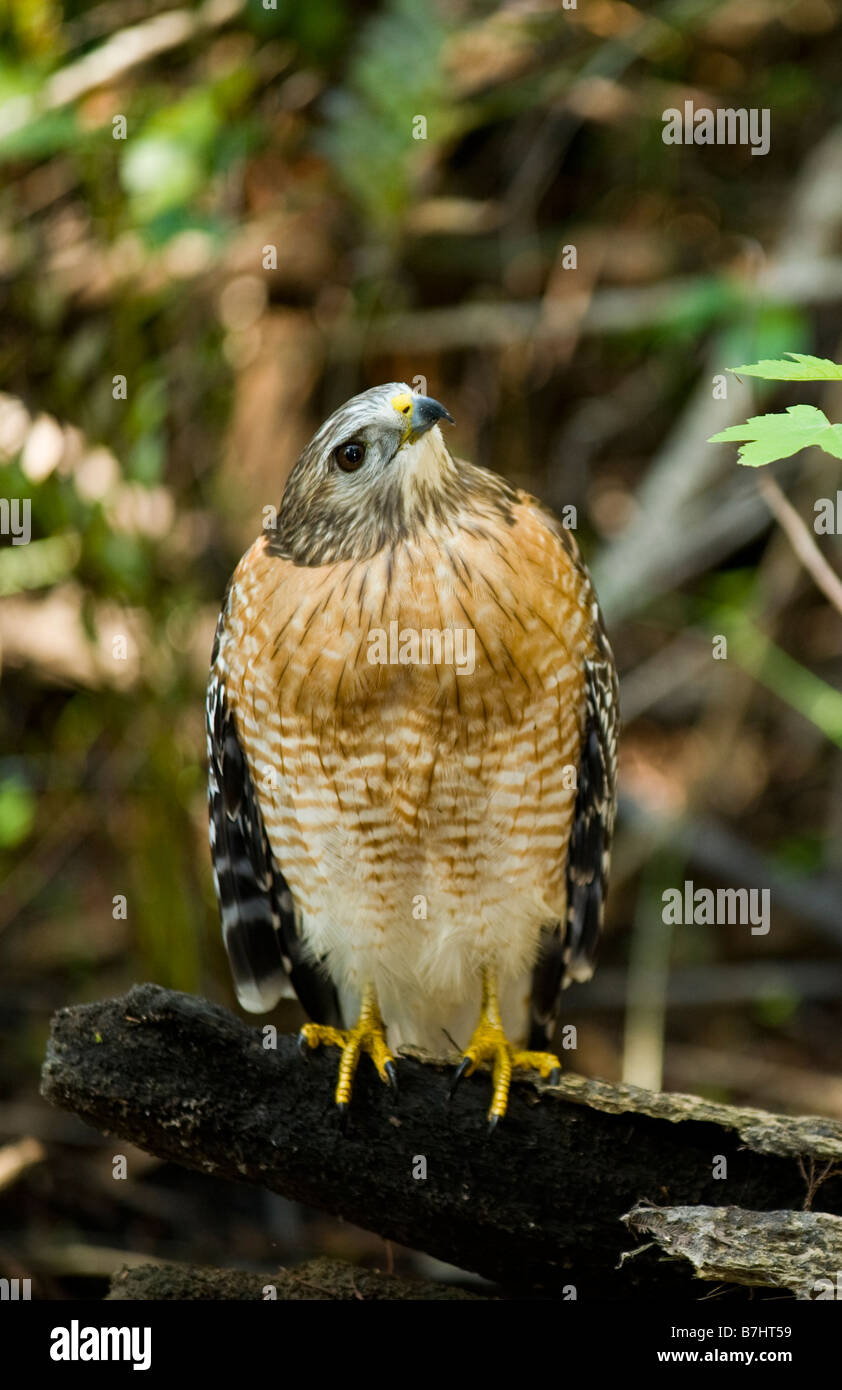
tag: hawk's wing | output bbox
[528,651,619,1047]
[206,628,340,1024]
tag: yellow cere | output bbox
[390,392,415,440]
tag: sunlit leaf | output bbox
[729,353,842,381]
[708,404,842,466]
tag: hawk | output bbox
[207,384,617,1127]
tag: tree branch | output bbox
[757,471,842,619]
[40,984,842,1298]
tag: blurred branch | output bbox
[106,1257,485,1301]
[622,858,674,1091]
[345,261,842,360]
[619,794,842,951]
[618,634,712,722]
[579,961,842,1013]
[14,1242,168,1280]
[0,1137,46,1192]
[757,472,842,618]
[665,1046,842,1122]
[0,0,245,142]
[41,984,842,1297]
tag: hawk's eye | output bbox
[334,441,366,472]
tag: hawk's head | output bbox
[273,383,459,565]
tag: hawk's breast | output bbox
[216,500,594,1026]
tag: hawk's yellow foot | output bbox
[298,984,396,1115]
[452,969,561,1130]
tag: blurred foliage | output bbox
[320,0,458,232]
[0,774,36,848]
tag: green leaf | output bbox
[717,309,809,385]
[0,532,81,595]
[708,404,842,466]
[728,353,842,381]
[120,136,203,220]
[0,778,36,849]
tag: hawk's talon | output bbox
[449,1056,472,1098]
[298,985,395,1114]
[456,968,562,1125]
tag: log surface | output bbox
[40,984,842,1297]
[624,1204,842,1300]
[106,1257,485,1301]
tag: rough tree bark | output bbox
[623,1205,842,1300]
[106,1257,485,1301]
[40,984,842,1299]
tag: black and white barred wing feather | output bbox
[206,638,339,1024]
[565,654,618,976]
[530,650,618,1045]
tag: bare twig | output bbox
[0,1137,46,1192]
[757,472,842,618]
[798,1156,842,1212]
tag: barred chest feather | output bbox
[214,501,597,1048]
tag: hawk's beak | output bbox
[391,391,454,443]
[410,395,454,437]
